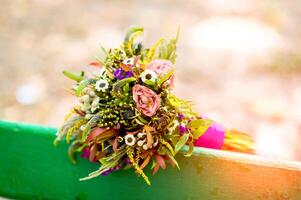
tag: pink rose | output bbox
[132,84,160,117]
[147,59,175,86]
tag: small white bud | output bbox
[81,95,90,103]
[89,91,96,97]
[137,140,145,146]
[85,114,92,120]
[137,132,146,138]
[142,144,148,150]
[80,125,85,131]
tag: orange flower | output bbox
[132,84,160,117]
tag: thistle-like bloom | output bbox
[124,134,136,146]
[132,84,160,117]
[114,68,132,80]
[178,125,187,134]
[140,69,158,84]
[177,113,184,121]
[147,59,175,86]
[95,79,109,92]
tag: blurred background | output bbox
[0,0,300,161]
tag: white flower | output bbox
[140,69,158,83]
[167,120,180,133]
[137,140,144,146]
[123,58,141,69]
[89,90,96,97]
[124,134,136,146]
[80,125,85,131]
[91,97,100,112]
[85,114,92,120]
[137,132,146,138]
[123,58,135,66]
[80,102,91,112]
[99,67,106,76]
[91,97,100,107]
[80,94,90,103]
[95,79,109,92]
[142,144,148,150]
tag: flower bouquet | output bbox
[55,27,253,185]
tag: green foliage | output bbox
[188,119,213,139]
[145,38,165,63]
[158,28,179,63]
[157,69,175,86]
[75,79,96,96]
[112,77,136,98]
[163,146,180,169]
[63,70,85,82]
[123,27,144,56]
[167,93,198,116]
[174,133,189,154]
[184,140,194,157]
[68,140,83,164]
[81,115,101,142]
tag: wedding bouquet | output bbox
[55,27,253,185]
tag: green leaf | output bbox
[80,161,117,181]
[112,77,136,97]
[75,79,96,96]
[157,28,179,63]
[188,119,213,139]
[123,83,130,93]
[135,118,146,126]
[157,68,175,86]
[137,115,148,124]
[100,45,108,57]
[162,146,180,170]
[123,27,144,56]
[68,140,82,164]
[184,141,194,157]
[174,133,189,154]
[151,159,157,169]
[133,42,143,55]
[124,27,144,44]
[175,26,180,43]
[159,44,167,59]
[114,77,136,87]
[81,115,101,141]
[94,55,105,65]
[146,38,165,62]
[63,71,84,82]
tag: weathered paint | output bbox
[0,120,300,200]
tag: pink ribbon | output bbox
[194,122,225,149]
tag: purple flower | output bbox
[114,68,132,80]
[178,125,187,134]
[125,158,131,165]
[177,113,184,121]
[81,148,90,159]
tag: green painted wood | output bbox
[0,120,301,200]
